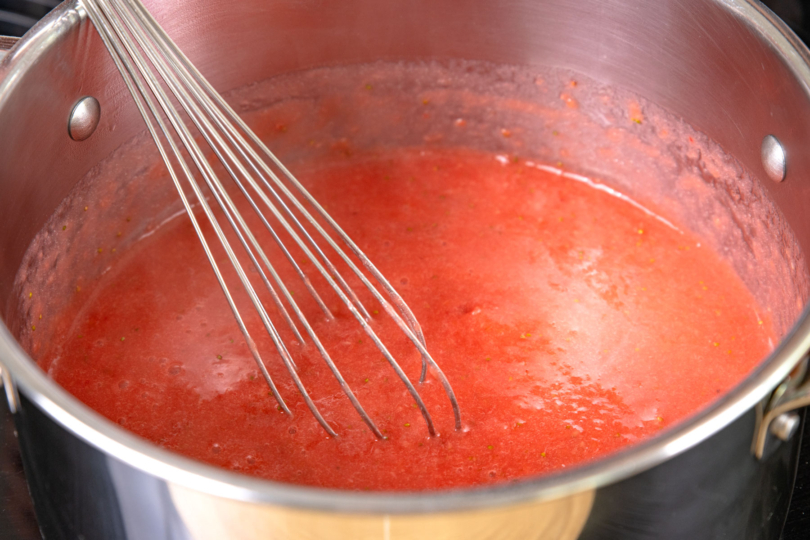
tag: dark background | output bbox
[0,0,57,37]
[2,0,810,538]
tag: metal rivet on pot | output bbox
[761,134,786,182]
[68,96,101,141]
[769,412,800,442]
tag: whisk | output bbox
[80,0,461,438]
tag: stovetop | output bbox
[2,1,810,539]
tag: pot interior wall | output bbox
[7,57,807,351]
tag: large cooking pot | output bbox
[3,0,810,538]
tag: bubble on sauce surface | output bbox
[211,443,222,454]
[118,380,129,389]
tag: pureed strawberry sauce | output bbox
[13,62,805,491]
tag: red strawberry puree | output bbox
[35,147,773,491]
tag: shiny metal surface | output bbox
[754,356,810,458]
[762,134,787,182]
[770,412,801,441]
[67,95,100,141]
[0,37,18,61]
[1,366,18,415]
[1,0,810,538]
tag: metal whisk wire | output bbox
[80,0,462,438]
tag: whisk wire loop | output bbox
[84,0,343,437]
[78,0,296,419]
[108,1,390,438]
[82,0,462,437]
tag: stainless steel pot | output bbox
[3,0,810,538]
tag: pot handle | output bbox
[0,36,19,61]
[0,365,18,414]
[753,355,810,458]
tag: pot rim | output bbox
[1,0,810,515]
